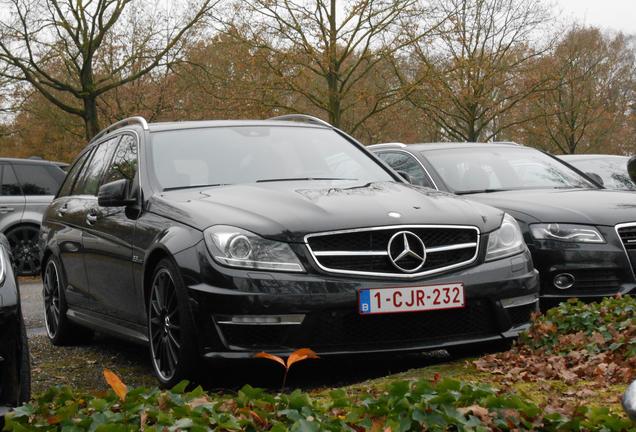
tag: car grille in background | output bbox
[616,223,636,275]
[305,225,479,277]
[219,299,497,350]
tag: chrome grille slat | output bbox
[305,225,480,278]
[616,222,636,278]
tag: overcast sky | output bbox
[555,0,636,34]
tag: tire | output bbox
[147,258,199,387]
[6,225,41,276]
[43,256,93,345]
[17,314,31,404]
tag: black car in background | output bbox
[371,142,636,307]
[40,115,539,386]
[0,234,31,421]
[559,154,636,191]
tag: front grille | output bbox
[306,225,480,277]
[219,299,497,350]
[616,223,636,275]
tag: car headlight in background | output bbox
[530,223,605,243]
[204,225,305,272]
[485,213,527,261]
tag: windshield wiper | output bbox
[163,183,231,191]
[455,188,511,195]
[256,177,357,183]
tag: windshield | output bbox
[422,147,596,194]
[150,126,393,190]
[566,157,636,191]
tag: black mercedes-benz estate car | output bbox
[370,142,636,307]
[40,115,539,385]
[0,234,31,421]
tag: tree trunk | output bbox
[326,0,340,128]
[83,96,100,140]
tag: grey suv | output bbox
[0,159,66,275]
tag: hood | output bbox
[467,188,636,226]
[149,181,503,242]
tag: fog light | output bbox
[553,273,575,290]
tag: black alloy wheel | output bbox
[149,267,183,384]
[6,225,41,276]
[43,259,61,339]
[42,257,93,345]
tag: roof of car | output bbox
[558,154,629,161]
[146,119,329,133]
[368,142,524,151]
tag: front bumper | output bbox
[178,245,539,358]
[529,225,636,302]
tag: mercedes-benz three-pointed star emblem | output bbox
[387,231,427,273]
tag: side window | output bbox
[0,164,22,196]
[12,163,64,196]
[58,151,92,197]
[73,137,120,196]
[102,135,139,184]
[376,151,434,188]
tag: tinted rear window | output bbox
[0,164,22,196]
[12,163,66,195]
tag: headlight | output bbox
[485,213,527,261]
[204,225,304,272]
[529,223,605,243]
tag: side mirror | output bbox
[585,172,604,187]
[624,380,636,421]
[98,179,135,207]
[628,156,636,183]
[396,170,412,184]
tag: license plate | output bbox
[358,283,465,315]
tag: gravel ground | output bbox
[19,277,450,395]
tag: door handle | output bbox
[86,213,98,225]
[0,206,15,214]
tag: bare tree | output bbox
[406,0,553,142]
[0,0,216,139]
[227,0,440,133]
[522,27,636,154]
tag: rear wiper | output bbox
[163,183,230,191]
[455,188,510,195]
[256,177,357,183]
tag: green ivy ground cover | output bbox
[5,296,636,431]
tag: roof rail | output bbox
[268,114,333,128]
[90,116,149,144]
[367,142,407,149]
[490,141,520,146]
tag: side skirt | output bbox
[66,308,149,345]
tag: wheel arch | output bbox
[3,221,40,235]
[142,246,174,307]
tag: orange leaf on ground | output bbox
[255,352,286,368]
[287,348,319,368]
[47,416,61,425]
[103,369,128,401]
